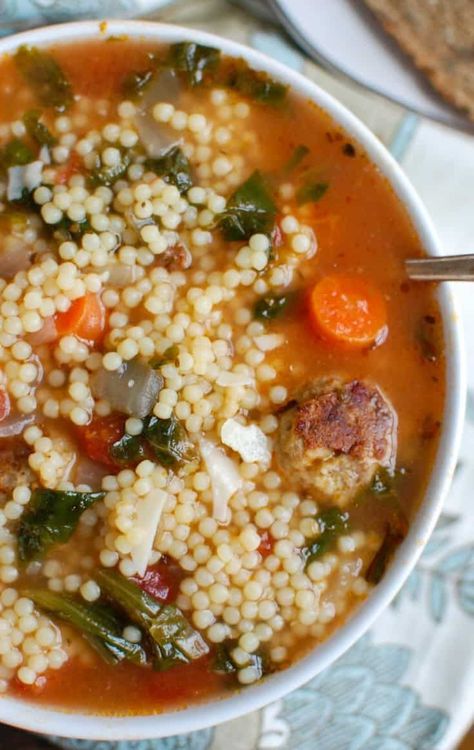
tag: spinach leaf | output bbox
[254,293,289,321]
[227,63,287,104]
[18,488,105,562]
[214,641,238,674]
[88,152,130,188]
[110,432,147,466]
[25,589,146,666]
[220,170,276,241]
[14,46,73,111]
[302,507,350,567]
[283,144,309,175]
[23,109,57,147]
[144,146,193,194]
[97,569,208,670]
[1,139,34,168]
[168,42,220,87]
[296,180,328,206]
[149,345,179,369]
[122,69,155,99]
[213,640,274,679]
[144,415,197,467]
[51,215,91,241]
[365,526,405,584]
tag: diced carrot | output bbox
[55,293,106,344]
[0,389,10,422]
[76,414,126,469]
[309,274,387,349]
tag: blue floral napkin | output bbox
[1,1,469,748]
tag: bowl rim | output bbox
[0,18,466,741]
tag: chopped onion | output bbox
[106,263,140,288]
[39,145,51,164]
[0,412,34,438]
[198,437,242,523]
[131,488,168,576]
[73,457,108,490]
[27,315,57,345]
[254,333,284,352]
[7,161,43,201]
[136,70,182,157]
[91,360,163,418]
[216,371,254,387]
[0,239,31,278]
[221,418,271,465]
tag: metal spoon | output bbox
[405,255,474,281]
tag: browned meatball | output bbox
[276,378,397,505]
[0,438,33,503]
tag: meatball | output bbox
[0,438,33,503]
[276,378,397,505]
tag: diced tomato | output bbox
[132,557,183,603]
[55,151,82,185]
[55,293,106,345]
[0,389,10,422]
[76,414,126,469]
[258,531,274,558]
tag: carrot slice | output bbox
[309,274,387,349]
[55,293,105,344]
[0,389,10,422]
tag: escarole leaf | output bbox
[283,144,309,175]
[144,415,197,467]
[144,146,193,194]
[17,488,105,562]
[365,526,405,585]
[302,507,350,568]
[88,151,131,188]
[14,46,73,111]
[226,62,287,104]
[96,569,208,670]
[23,109,57,147]
[110,432,147,466]
[254,293,289,321]
[0,139,34,169]
[24,589,146,666]
[220,170,276,241]
[168,42,220,87]
[213,640,274,680]
[296,180,328,206]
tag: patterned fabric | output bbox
[2,1,471,748]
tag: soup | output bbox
[0,36,444,715]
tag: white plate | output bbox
[268,0,474,133]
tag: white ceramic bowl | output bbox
[0,18,465,741]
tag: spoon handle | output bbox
[405,255,474,281]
